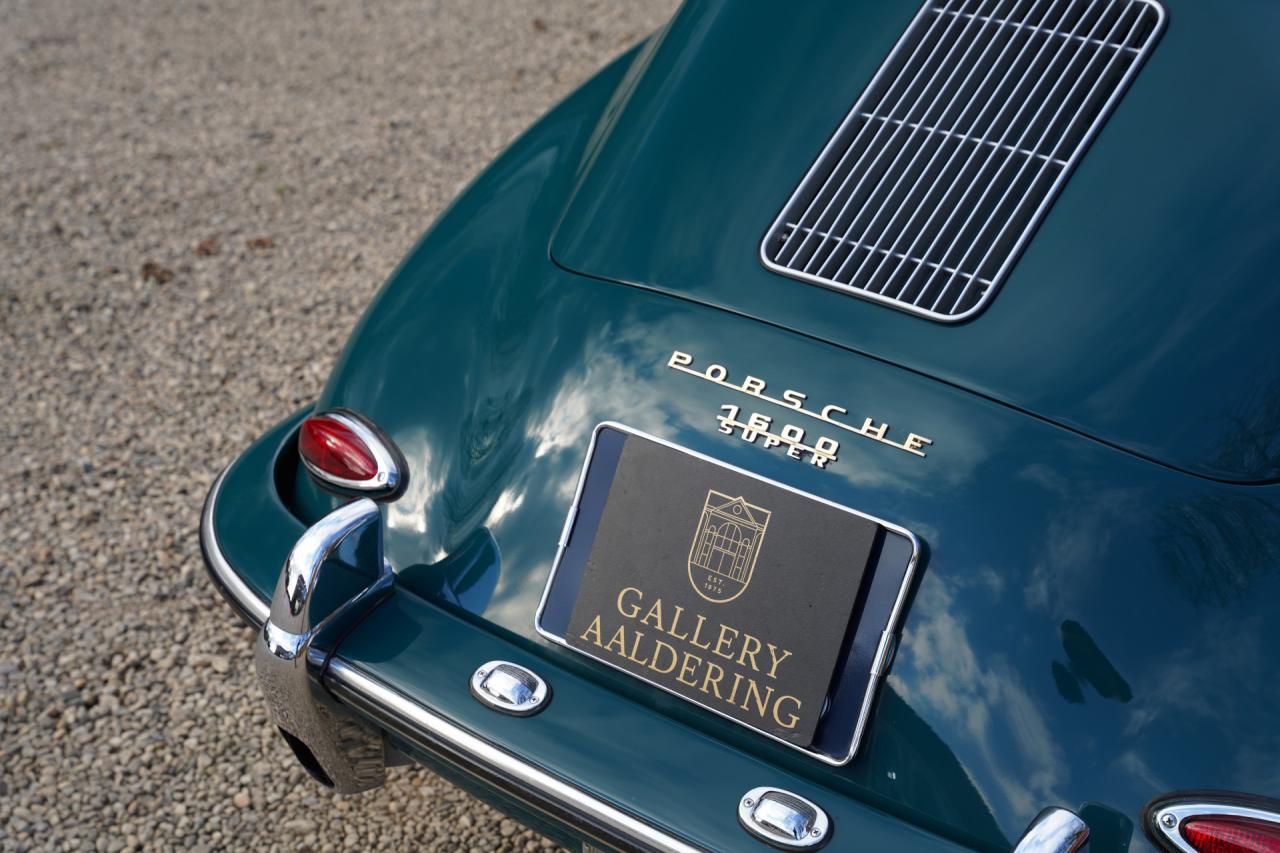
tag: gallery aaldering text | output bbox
[576,586,803,731]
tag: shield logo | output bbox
[687,490,771,603]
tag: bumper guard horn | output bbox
[254,498,393,794]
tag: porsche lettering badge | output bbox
[667,349,932,470]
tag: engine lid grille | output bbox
[761,0,1165,322]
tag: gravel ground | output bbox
[0,1,676,849]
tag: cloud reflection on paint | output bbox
[891,575,1066,824]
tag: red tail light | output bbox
[1183,818,1280,853]
[1150,795,1280,853]
[298,411,403,497]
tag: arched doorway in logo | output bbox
[688,490,771,603]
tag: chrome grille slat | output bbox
[761,0,1164,322]
[784,222,989,284]
[893,0,1090,305]
[930,0,1148,312]
[934,6,1143,52]
[812,0,1014,280]
[776,0,968,270]
[801,0,1002,277]
[857,112,1069,166]
[855,0,1075,298]
[967,2,1159,304]
[915,0,1121,312]
[837,0,1070,291]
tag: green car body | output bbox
[202,2,1280,850]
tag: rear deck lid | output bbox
[551,0,1280,483]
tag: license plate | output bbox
[535,423,919,765]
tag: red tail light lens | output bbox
[1184,818,1280,853]
[298,411,403,496]
[300,417,376,480]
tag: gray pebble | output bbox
[0,0,676,848]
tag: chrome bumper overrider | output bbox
[254,497,394,793]
[201,468,702,853]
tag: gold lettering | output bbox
[781,389,806,409]
[640,598,665,631]
[688,615,712,650]
[676,652,702,687]
[666,351,934,465]
[604,625,628,656]
[741,680,774,720]
[587,595,805,730]
[667,605,690,641]
[746,412,772,432]
[764,644,792,679]
[712,624,739,661]
[780,424,805,445]
[737,633,762,671]
[861,417,889,440]
[579,614,604,647]
[904,433,932,454]
[626,630,650,667]
[718,404,739,434]
[700,661,725,699]
[726,672,744,705]
[616,587,642,619]
[648,640,678,675]
[773,695,802,730]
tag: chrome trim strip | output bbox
[328,660,701,853]
[1151,800,1280,853]
[534,421,922,767]
[201,467,270,626]
[1012,807,1089,853]
[201,466,702,852]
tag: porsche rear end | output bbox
[201,1,1280,850]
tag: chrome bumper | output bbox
[203,466,1088,853]
[201,468,703,853]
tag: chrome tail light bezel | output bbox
[1145,791,1280,852]
[299,409,407,500]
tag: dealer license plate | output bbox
[536,424,917,761]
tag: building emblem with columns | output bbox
[687,490,771,603]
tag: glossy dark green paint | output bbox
[217,428,973,853]
[210,4,1280,851]
[553,0,1280,484]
